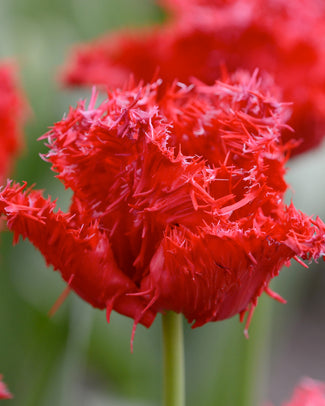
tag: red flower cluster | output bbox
[0,63,27,182]
[268,378,325,406]
[0,73,324,338]
[62,0,325,156]
[0,375,12,400]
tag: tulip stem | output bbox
[162,311,185,406]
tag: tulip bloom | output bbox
[0,63,26,182]
[62,0,325,156]
[0,375,12,399]
[0,73,324,337]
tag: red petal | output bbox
[0,182,156,327]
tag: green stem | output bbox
[162,311,185,406]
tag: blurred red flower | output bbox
[267,378,325,406]
[62,0,325,156]
[0,63,27,182]
[283,378,325,406]
[0,375,12,400]
[0,72,324,339]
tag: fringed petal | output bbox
[142,200,325,326]
[0,182,156,327]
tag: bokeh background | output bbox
[0,1,325,405]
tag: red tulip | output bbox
[62,0,325,156]
[1,73,324,341]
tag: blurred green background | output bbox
[0,1,325,405]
